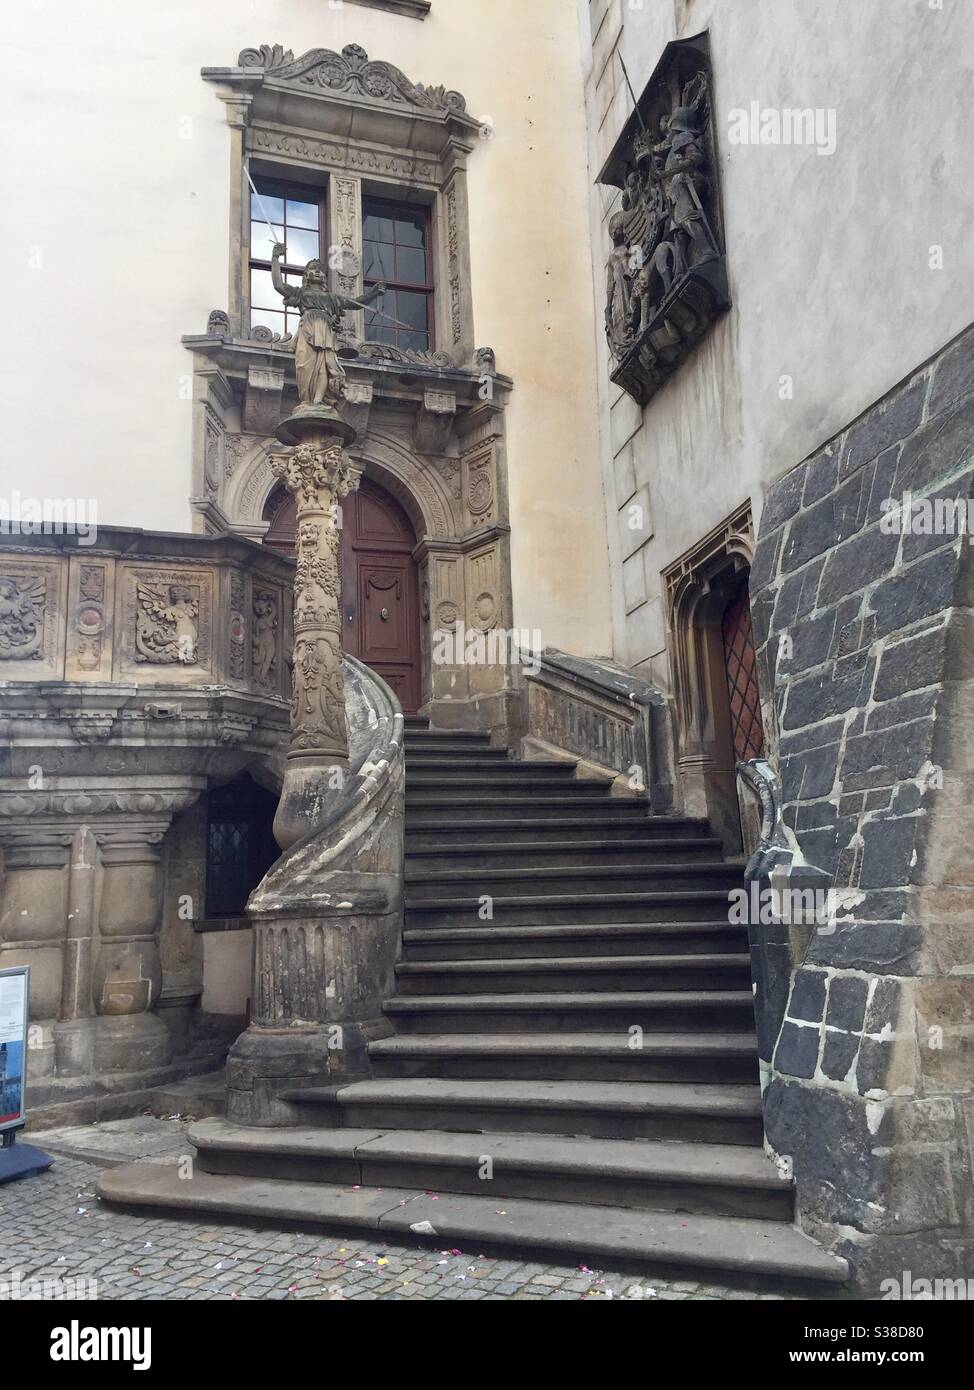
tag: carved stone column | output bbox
[91,820,172,1074]
[270,411,359,850]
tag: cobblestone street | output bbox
[0,1119,808,1301]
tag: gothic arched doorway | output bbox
[262,475,422,713]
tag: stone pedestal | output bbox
[270,406,360,851]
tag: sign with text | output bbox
[0,966,29,1132]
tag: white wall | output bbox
[581,0,974,685]
[0,0,612,656]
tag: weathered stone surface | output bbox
[789,969,828,1023]
[801,447,839,508]
[825,975,869,1033]
[820,1029,859,1083]
[928,329,974,416]
[893,395,974,497]
[774,1021,820,1078]
[839,377,927,481]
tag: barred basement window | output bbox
[204,774,280,918]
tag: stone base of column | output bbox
[225,1017,393,1127]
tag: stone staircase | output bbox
[100,719,847,1289]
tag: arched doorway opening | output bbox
[262,475,422,712]
[663,507,763,849]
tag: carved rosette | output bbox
[270,436,358,764]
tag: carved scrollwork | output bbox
[237,43,468,114]
[357,341,453,370]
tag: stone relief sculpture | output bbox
[135,582,199,664]
[270,243,385,409]
[600,38,728,407]
[0,575,45,660]
[252,591,278,686]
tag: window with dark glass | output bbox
[204,774,280,918]
[249,178,327,336]
[362,197,433,351]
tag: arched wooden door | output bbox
[262,476,422,713]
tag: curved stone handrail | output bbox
[228,657,405,1123]
[248,655,404,918]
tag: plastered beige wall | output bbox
[0,0,611,656]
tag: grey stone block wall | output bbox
[749,324,974,1293]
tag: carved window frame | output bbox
[202,43,479,360]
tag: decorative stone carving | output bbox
[414,388,456,453]
[243,364,285,434]
[74,564,106,672]
[252,589,278,687]
[357,341,453,369]
[341,380,373,438]
[228,571,246,680]
[0,574,45,660]
[206,308,231,337]
[135,581,199,665]
[464,448,494,524]
[270,437,357,766]
[203,415,222,494]
[598,34,729,407]
[248,128,440,187]
[475,346,496,375]
[237,43,467,115]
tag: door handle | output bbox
[379,607,389,622]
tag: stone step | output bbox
[406,796,642,821]
[404,862,740,900]
[97,1163,847,1288]
[404,746,510,760]
[404,889,733,928]
[368,1031,760,1083]
[395,953,751,995]
[405,817,712,846]
[407,758,575,776]
[383,990,756,1033]
[405,837,725,872]
[407,776,616,797]
[402,921,749,961]
[186,1120,793,1222]
[283,1077,766,1145]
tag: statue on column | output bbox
[271,243,385,408]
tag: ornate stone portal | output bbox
[599,33,729,407]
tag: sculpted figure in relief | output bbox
[135,583,199,664]
[0,575,45,660]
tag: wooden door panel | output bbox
[264,477,422,713]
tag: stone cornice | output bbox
[203,43,480,149]
[227,42,462,112]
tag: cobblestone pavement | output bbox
[0,1117,811,1301]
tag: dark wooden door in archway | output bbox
[262,476,422,713]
